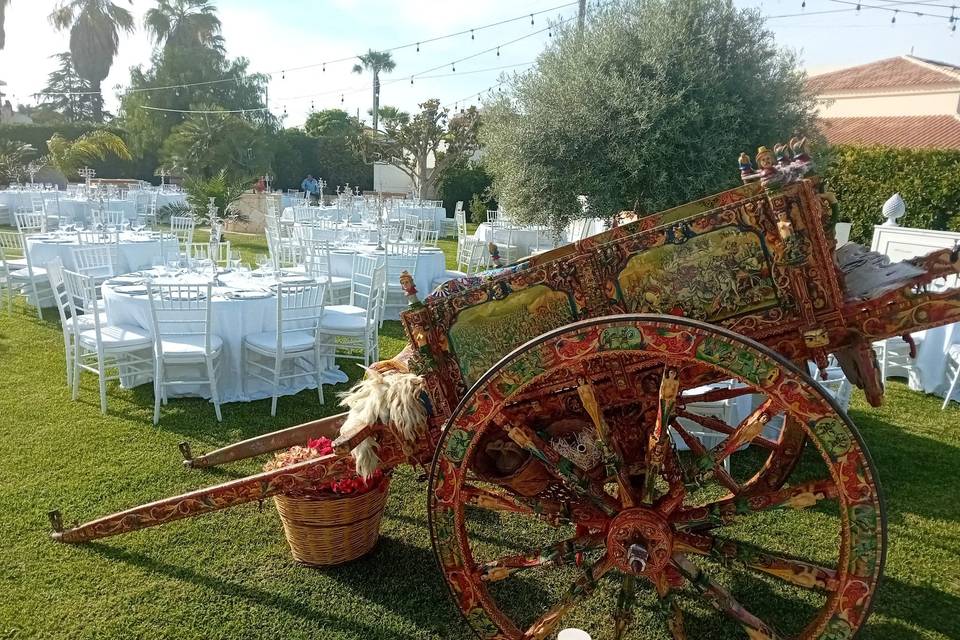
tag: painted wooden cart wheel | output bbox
[428,315,885,640]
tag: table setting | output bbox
[25,227,176,273]
[102,263,351,402]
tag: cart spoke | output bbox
[521,553,614,640]
[676,410,778,450]
[672,554,784,639]
[672,478,839,530]
[709,399,779,463]
[643,366,681,503]
[670,418,742,494]
[676,532,840,592]
[506,424,621,515]
[478,533,605,583]
[612,575,637,640]
[652,577,688,640]
[576,378,639,507]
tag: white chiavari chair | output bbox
[71,244,118,282]
[92,209,126,229]
[242,282,328,416]
[418,228,439,247]
[383,240,421,321]
[147,282,224,424]
[188,241,231,267]
[47,257,105,387]
[1,230,52,318]
[297,235,351,303]
[488,223,520,265]
[431,240,487,290]
[63,268,153,414]
[485,209,500,226]
[316,255,384,367]
[169,215,196,251]
[14,211,46,234]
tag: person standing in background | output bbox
[301,174,320,204]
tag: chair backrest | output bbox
[62,268,104,331]
[299,237,335,279]
[169,216,196,245]
[274,282,327,351]
[93,209,126,228]
[71,244,117,280]
[486,210,499,226]
[29,194,46,214]
[418,228,439,247]
[147,283,214,356]
[15,211,45,233]
[454,201,464,215]
[0,231,25,262]
[188,241,231,267]
[385,239,421,280]
[351,254,385,317]
[464,240,488,275]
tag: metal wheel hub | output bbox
[606,507,673,577]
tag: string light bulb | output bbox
[801,1,805,8]
[856,3,861,10]
[470,29,475,40]
[410,76,414,86]
[892,10,898,23]
[452,63,456,72]
[340,93,344,104]
[322,63,326,72]
[416,42,420,52]
[530,13,534,25]
[496,46,500,57]
[282,70,285,79]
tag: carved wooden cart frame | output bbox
[50,151,960,640]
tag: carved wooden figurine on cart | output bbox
[49,139,960,640]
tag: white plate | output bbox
[114,285,148,295]
[226,290,273,300]
[278,276,316,285]
[107,276,144,285]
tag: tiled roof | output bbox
[819,115,960,150]
[807,56,960,94]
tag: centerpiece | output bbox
[264,436,390,566]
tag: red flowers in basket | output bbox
[265,436,385,497]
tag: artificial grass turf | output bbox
[0,229,957,638]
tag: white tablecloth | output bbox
[397,206,447,229]
[909,323,960,399]
[282,205,354,223]
[103,269,348,403]
[25,232,169,273]
[328,244,447,319]
[475,218,607,257]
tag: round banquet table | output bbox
[908,323,960,400]
[25,231,170,273]
[474,223,559,256]
[103,268,349,403]
[397,206,447,229]
[327,243,447,319]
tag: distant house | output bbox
[807,55,960,150]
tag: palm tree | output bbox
[352,50,396,132]
[48,0,135,122]
[46,130,131,178]
[0,0,11,50]
[144,0,223,52]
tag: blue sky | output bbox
[0,0,957,127]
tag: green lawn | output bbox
[0,230,957,638]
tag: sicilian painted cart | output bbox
[49,142,960,640]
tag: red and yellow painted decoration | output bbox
[428,316,884,640]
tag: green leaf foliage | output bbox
[823,145,960,244]
[437,160,495,221]
[481,0,816,231]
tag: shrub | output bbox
[468,193,490,224]
[437,160,495,219]
[824,145,960,244]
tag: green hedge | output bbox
[0,123,157,183]
[824,145,960,244]
[437,160,495,221]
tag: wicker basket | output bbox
[274,477,391,566]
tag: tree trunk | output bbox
[91,78,103,123]
[372,70,380,132]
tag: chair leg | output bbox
[63,332,73,388]
[314,345,324,405]
[270,353,281,417]
[71,349,82,401]
[943,365,960,411]
[98,359,108,415]
[879,342,888,381]
[153,360,162,425]
[207,356,223,422]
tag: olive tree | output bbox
[481,0,816,230]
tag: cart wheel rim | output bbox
[428,314,885,640]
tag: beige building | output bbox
[807,55,960,149]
